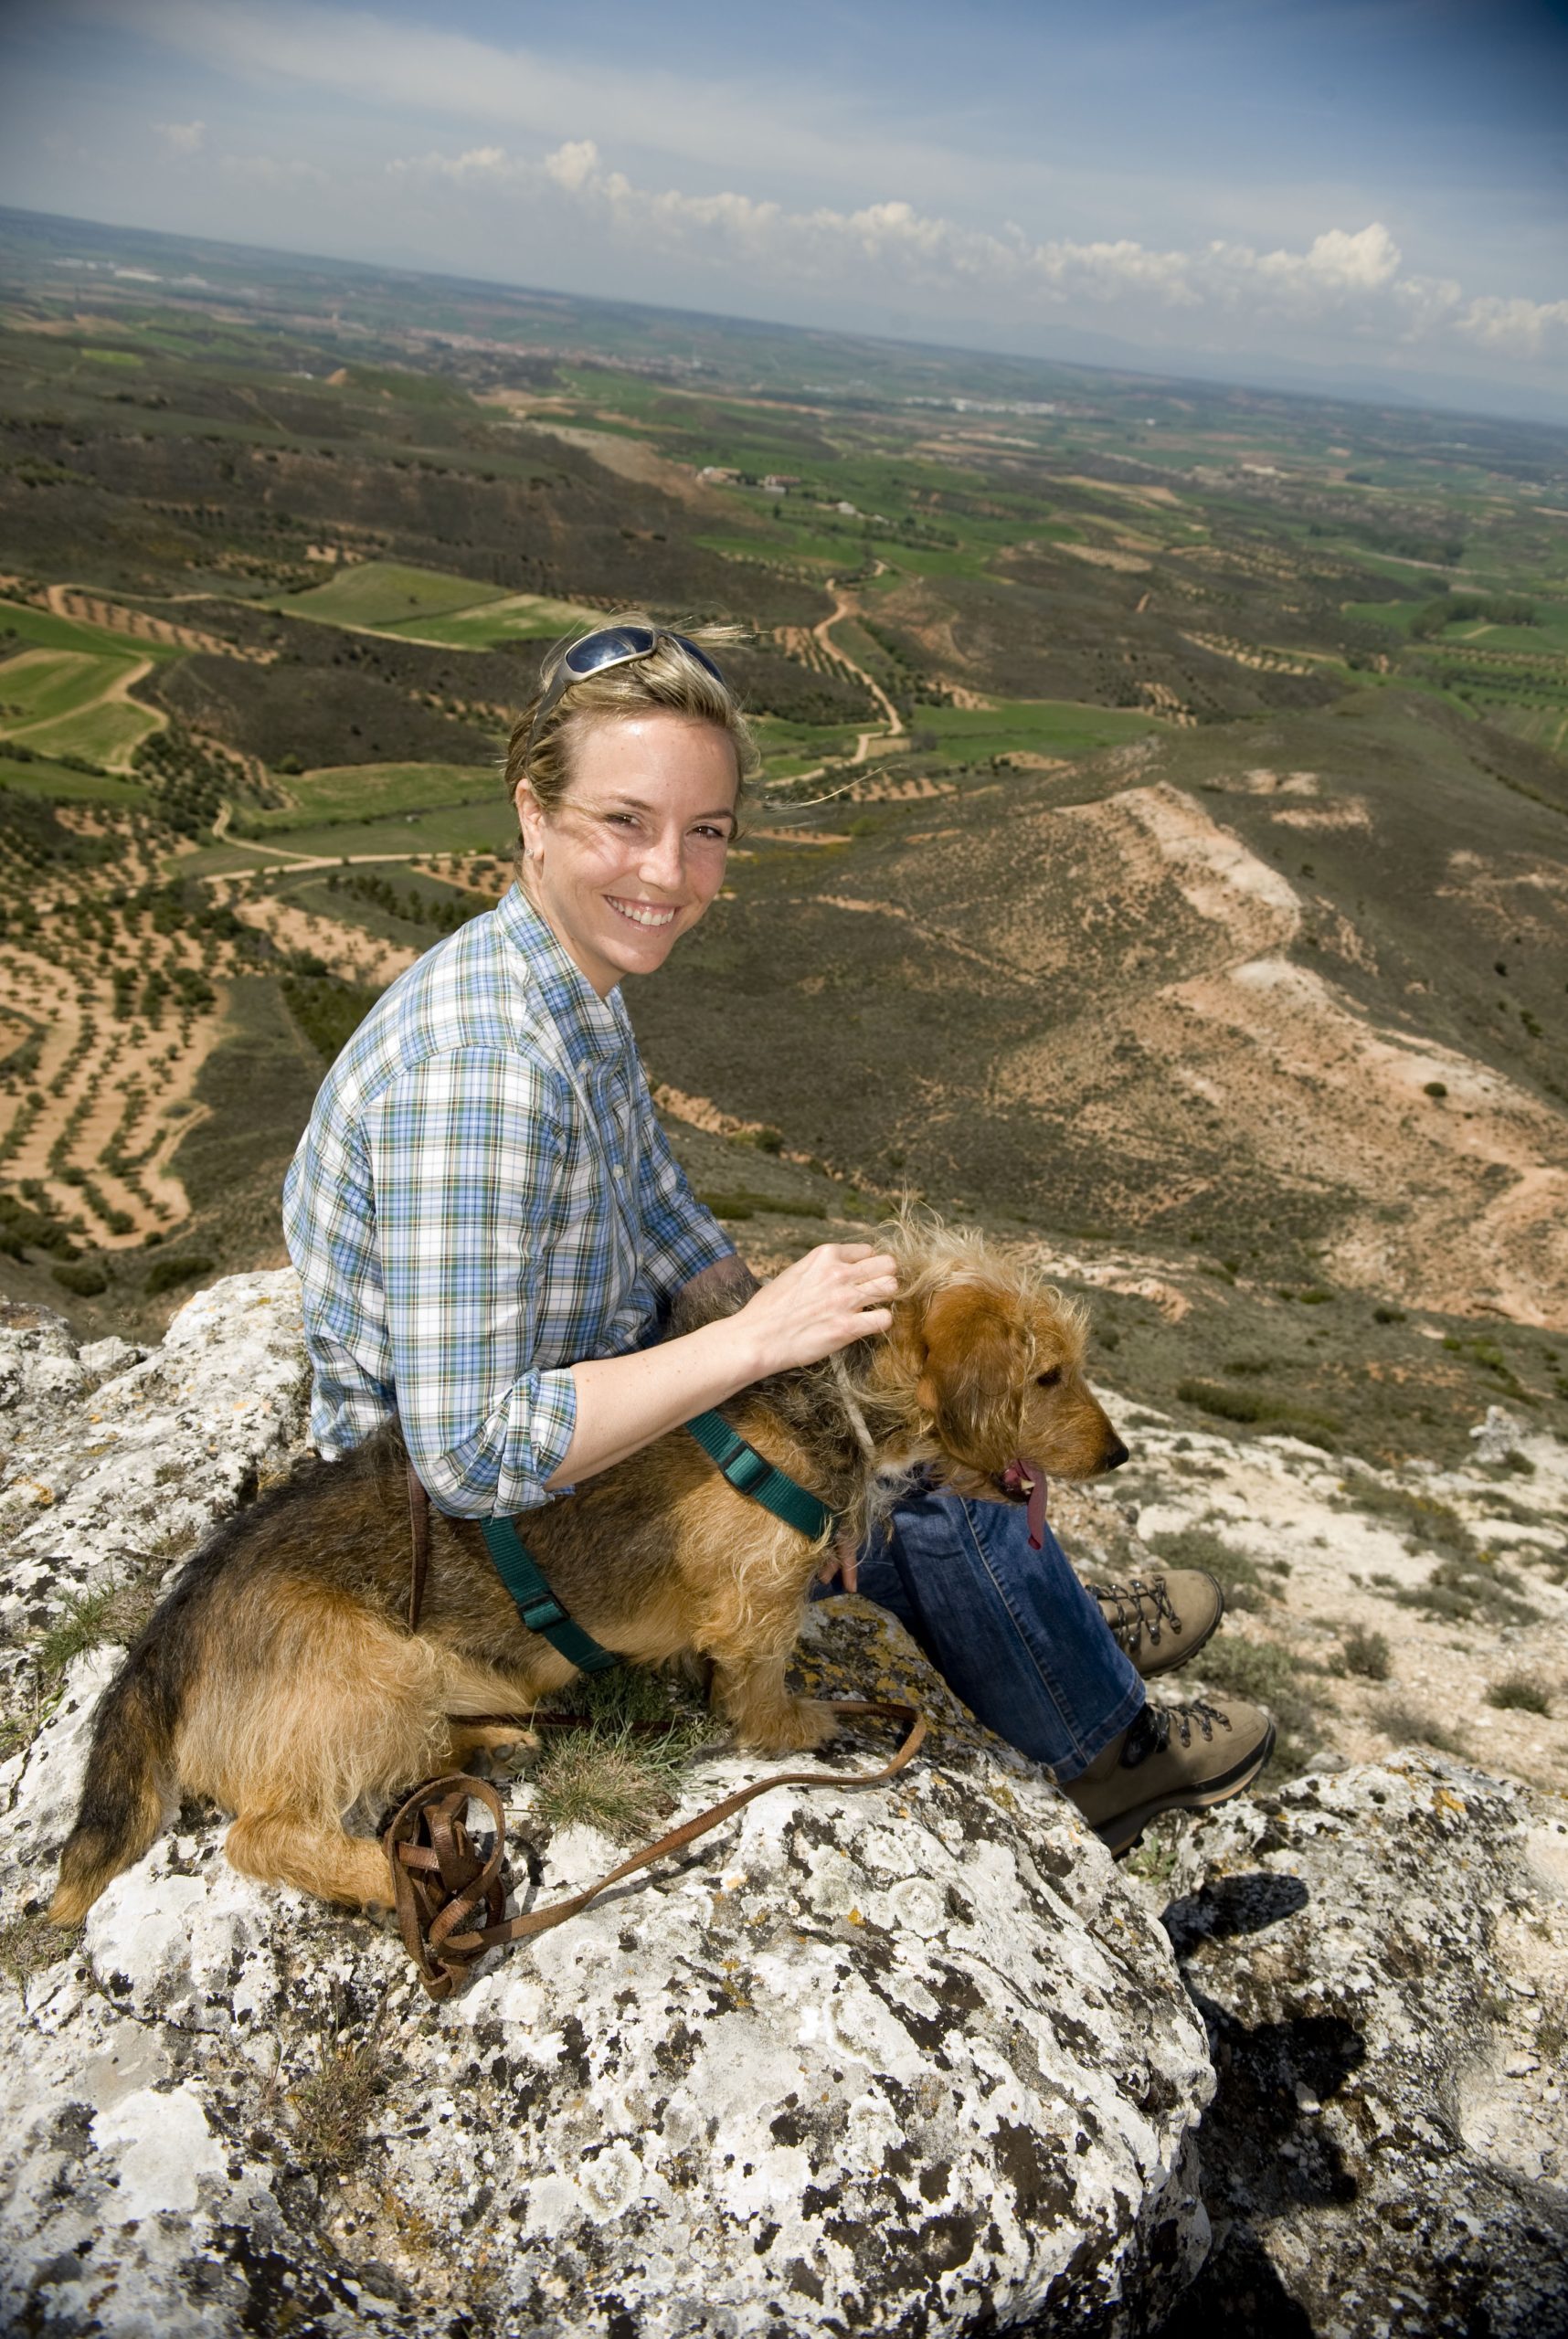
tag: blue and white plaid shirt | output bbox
[281,884,735,1517]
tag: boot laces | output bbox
[1122,1698,1230,1768]
[1096,1573,1182,1652]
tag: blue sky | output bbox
[2,0,1564,417]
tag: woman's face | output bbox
[514,713,738,995]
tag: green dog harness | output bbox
[480,1409,836,1674]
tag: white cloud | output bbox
[1456,295,1568,357]
[391,140,1565,369]
[155,119,206,153]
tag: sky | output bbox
[2,0,1566,420]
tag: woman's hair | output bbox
[503,614,762,822]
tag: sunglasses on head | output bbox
[521,625,728,772]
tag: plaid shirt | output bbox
[282,884,735,1518]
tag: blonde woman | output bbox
[283,620,1272,1853]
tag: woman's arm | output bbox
[546,1239,895,1488]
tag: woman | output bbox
[283,619,1273,1853]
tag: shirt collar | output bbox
[498,884,627,1064]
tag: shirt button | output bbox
[611,1165,626,1180]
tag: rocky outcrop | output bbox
[1152,1759,1568,2338]
[5,1278,1565,2337]
[1,1280,1212,2337]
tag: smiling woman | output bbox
[281,614,1273,1854]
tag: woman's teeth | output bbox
[608,898,677,929]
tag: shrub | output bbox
[1340,1627,1392,1680]
[1176,1379,1340,1449]
[144,1252,215,1297]
[50,1260,108,1297]
[1142,1524,1269,1610]
[1486,1674,1551,1717]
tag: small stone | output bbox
[1294,2082,1322,2114]
[1505,2052,1542,2078]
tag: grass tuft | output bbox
[0,1909,79,1991]
[289,2037,386,2174]
[1485,1673,1552,1717]
[34,1588,117,1678]
[531,1666,723,1842]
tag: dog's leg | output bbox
[225,1809,394,1910]
[445,1720,535,1767]
[706,1644,840,1753]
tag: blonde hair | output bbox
[503,615,762,828]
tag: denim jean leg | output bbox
[845,1487,1144,1779]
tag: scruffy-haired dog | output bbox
[51,1220,1126,1923]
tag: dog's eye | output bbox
[1035,1365,1064,1389]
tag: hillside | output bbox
[0,205,1565,1473]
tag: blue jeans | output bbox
[816,1487,1143,1782]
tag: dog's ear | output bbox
[916,1285,1028,1464]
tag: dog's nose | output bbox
[1103,1436,1129,1472]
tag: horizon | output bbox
[6,196,1568,439]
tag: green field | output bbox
[0,598,188,663]
[0,645,163,766]
[0,751,150,804]
[265,560,512,630]
[913,699,1160,757]
[249,757,500,830]
[377,590,600,650]
[235,799,516,859]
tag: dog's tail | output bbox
[48,1650,172,1926]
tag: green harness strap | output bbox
[683,1409,837,1543]
[479,1413,834,1676]
[480,1517,620,1675]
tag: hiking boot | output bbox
[1089,1570,1224,1678]
[1064,1697,1275,1858]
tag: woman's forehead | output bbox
[565,711,740,801]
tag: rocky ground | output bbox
[0,1276,1564,2336]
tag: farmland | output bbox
[0,202,1565,1469]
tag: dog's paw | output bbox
[746,1696,842,1755]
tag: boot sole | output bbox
[1095,1720,1277,1860]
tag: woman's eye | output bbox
[693,825,731,842]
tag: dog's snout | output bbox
[1103,1435,1129,1472]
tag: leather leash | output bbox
[384,1698,927,2000]
[406,1464,431,1632]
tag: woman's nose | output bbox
[638,827,686,889]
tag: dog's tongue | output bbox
[1004,1455,1050,1550]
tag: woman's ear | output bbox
[514,779,545,863]
[915,1285,1028,1465]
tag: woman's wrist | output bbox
[694,1306,769,1395]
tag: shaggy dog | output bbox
[50,1221,1126,1922]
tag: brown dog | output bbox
[50,1219,1125,1923]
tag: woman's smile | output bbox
[606,895,680,929]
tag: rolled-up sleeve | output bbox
[635,1098,736,1307]
[364,1051,579,1517]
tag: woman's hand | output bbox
[732,1242,898,1379]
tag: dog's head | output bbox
[870,1220,1128,1529]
